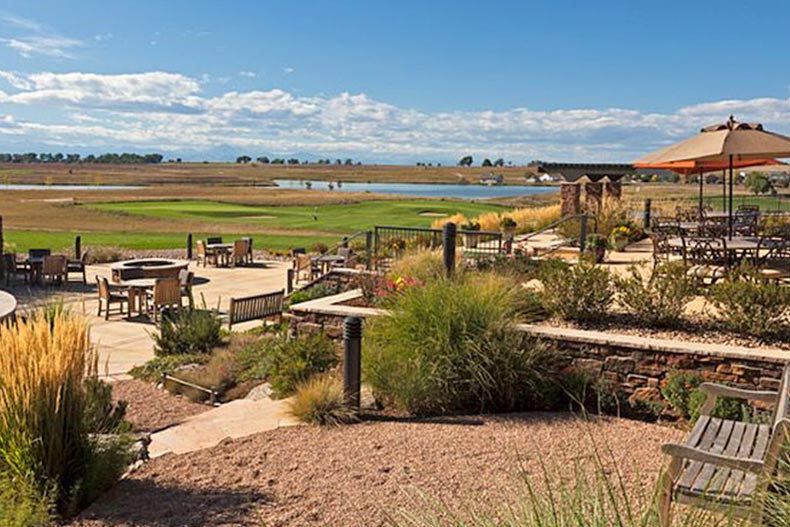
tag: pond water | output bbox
[273,179,558,200]
[0,184,143,191]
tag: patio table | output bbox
[119,278,157,317]
[207,243,234,267]
[25,256,46,284]
[667,236,780,265]
[315,254,345,273]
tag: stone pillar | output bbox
[604,180,622,201]
[560,182,581,218]
[585,181,604,212]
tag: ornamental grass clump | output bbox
[707,265,790,338]
[615,261,697,327]
[540,259,614,322]
[364,272,557,415]
[288,374,358,426]
[0,310,132,519]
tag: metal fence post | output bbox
[0,215,4,280]
[186,233,193,260]
[75,235,81,259]
[442,222,456,276]
[643,198,652,230]
[343,316,362,410]
[365,231,373,270]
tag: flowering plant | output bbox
[379,276,424,297]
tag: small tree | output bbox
[744,171,773,195]
[236,155,252,164]
[257,156,270,164]
[482,158,493,167]
[458,155,473,167]
[494,158,504,167]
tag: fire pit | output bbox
[110,258,189,282]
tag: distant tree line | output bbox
[0,152,164,164]
[457,155,512,167]
[237,156,359,166]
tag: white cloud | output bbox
[283,67,294,75]
[1,69,790,162]
[0,15,84,58]
[239,71,257,78]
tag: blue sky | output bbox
[1,0,789,163]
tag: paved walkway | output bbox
[148,397,299,457]
[11,259,290,377]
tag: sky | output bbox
[1,0,790,164]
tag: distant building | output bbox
[479,173,504,185]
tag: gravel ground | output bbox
[112,379,210,433]
[73,413,682,527]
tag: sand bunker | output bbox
[419,211,447,217]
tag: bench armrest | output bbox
[698,383,778,403]
[662,443,764,474]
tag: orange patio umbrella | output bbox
[635,116,790,237]
[634,157,784,212]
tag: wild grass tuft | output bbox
[288,374,358,426]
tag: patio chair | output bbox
[757,237,790,282]
[649,232,680,268]
[651,217,681,236]
[230,239,249,267]
[737,204,760,213]
[241,237,254,264]
[682,237,729,286]
[28,248,51,259]
[697,221,728,238]
[96,276,127,320]
[733,210,759,236]
[196,240,215,267]
[179,269,195,308]
[67,249,89,284]
[3,253,28,285]
[332,247,356,269]
[294,253,321,282]
[41,255,68,285]
[150,278,182,322]
[206,236,223,245]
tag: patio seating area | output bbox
[196,236,254,267]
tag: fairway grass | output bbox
[87,199,506,233]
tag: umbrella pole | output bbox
[722,169,726,213]
[728,154,734,239]
[698,168,703,215]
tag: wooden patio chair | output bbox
[28,248,51,259]
[682,237,729,286]
[96,276,127,319]
[331,247,356,269]
[294,253,321,282]
[67,249,89,284]
[231,239,249,267]
[150,278,182,322]
[206,236,223,245]
[658,366,790,526]
[241,237,254,264]
[196,240,214,267]
[3,253,28,285]
[41,255,68,285]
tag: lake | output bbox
[0,184,143,190]
[273,179,557,200]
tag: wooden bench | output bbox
[227,289,284,330]
[659,366,790,526]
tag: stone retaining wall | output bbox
[289,292,790,406]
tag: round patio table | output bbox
[0,290,18,323]
[207,243,233,266]
[667,236,778,252]
[119,278,157,317]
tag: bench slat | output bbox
[740,424,772,498]
[691,419,734,493]
[708,421,746,494]
[228,290,284,328]
[678,417,721,490]
[723,421,759,498]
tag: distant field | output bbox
[87,199,505,234]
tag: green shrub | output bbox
[167,349,241,403]
[387,250,446,283]
[661,370,749,424]
[540,259,613,322]
[263,333,339,398]
[83,377,129,434]
[287,283,340,306]
[153,308,223,356]
[708,265,790,337]
[128,353,209,382]
[67,435,135,516]
[615,261,697,327]
[288,374,358,426]
[0,477,53,527]
[364,272,557,415]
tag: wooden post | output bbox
[644,199,652,230]
[365,231,373,270]
[186,233,193,260]
[286,268,294,294]
[0,215,4,281]
[75,235,81,259]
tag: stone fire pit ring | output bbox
[110,258,189,283]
